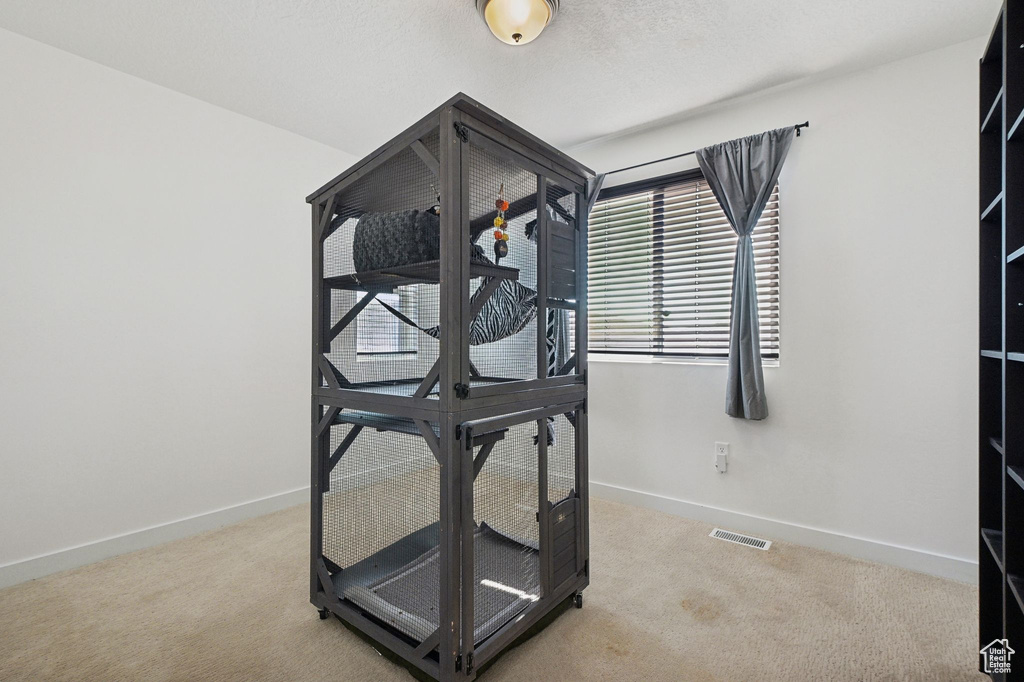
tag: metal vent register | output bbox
[710,528,772,550]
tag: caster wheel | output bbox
[319,608,330,620]
[574,593,583,609]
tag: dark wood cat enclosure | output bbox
[308,93,594,681]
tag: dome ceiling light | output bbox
[476,0,559,46]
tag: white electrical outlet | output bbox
[715,442,729,473]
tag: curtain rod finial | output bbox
[795,121,810,137]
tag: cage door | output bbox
[544,212,577,304]
[548,495,582,591]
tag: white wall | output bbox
[571,38,981,580]
[0,28,983,585]
[0,29,354,580]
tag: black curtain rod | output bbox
[605,121,810,177]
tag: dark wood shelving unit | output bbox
[1010,108,1024,141]
[980,3,1024,675]
[984,192,1005,222]
[1009,465,1024,492]
[1010,574,1024,614]
[984,528,1007,572]
[985,89,1006,134]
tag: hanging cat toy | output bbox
[428,183,441,216]
[493,182,510,262]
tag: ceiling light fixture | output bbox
[476,0,559,46]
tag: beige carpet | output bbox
[0,498,983,681]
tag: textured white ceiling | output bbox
[0,1,1001,157]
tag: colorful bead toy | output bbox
[493,183,510,261]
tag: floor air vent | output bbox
[710,528,771,550]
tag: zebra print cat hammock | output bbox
[374,244,568,446]
[376,255,537,347]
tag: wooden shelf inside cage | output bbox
[332,410,508,445]
[324,259,519,291]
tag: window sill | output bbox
[589,353,779,368]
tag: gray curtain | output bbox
[696,128,794,420]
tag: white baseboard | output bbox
[2,482,977,590]
[590,481,977,584]
[0,487,310,590]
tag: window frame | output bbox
[588,168,780,362]
[355,288,420,359]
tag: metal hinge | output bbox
[454,383,470,399]
[466,652,474,674]
[457,425,474,450]
[453,122,470,143]
[455,654,462,672]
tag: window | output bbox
[588,170,780,360]
[356,290,419,356]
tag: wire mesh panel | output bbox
[321,128,443,393]
[547,409,582,593]
[546,182,577,223]
[544,180,579,377]
[547,412,577,505]
[465,140,539,383]
[321,413,442,643]
[470,421,542,644]
[325,282,441,393]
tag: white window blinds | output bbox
[356,290,419,355]
[588,172,780,359]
